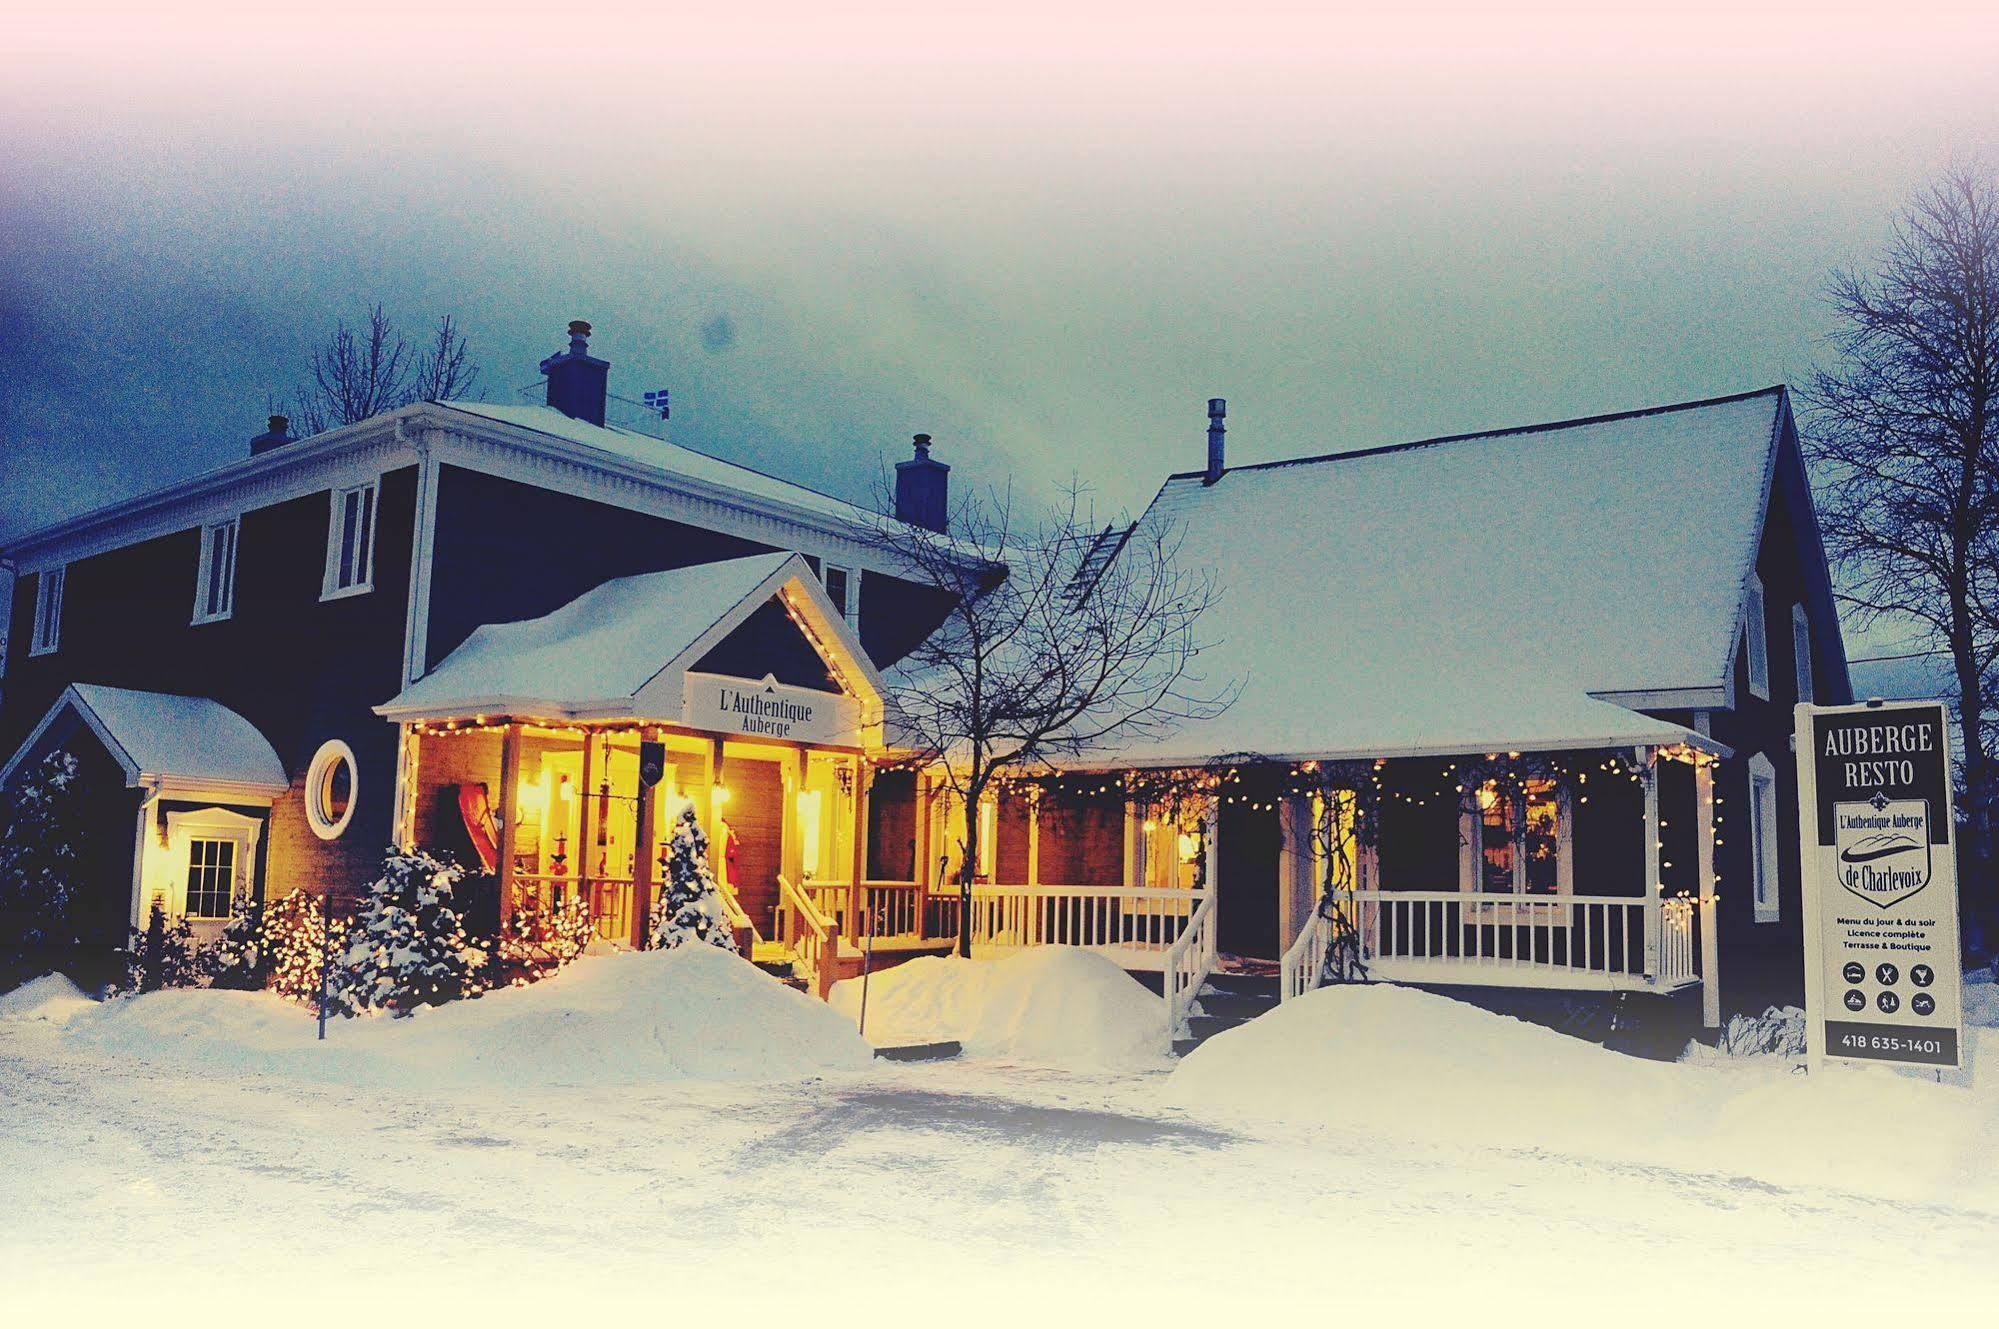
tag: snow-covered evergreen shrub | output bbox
[495,888,594,984]
[260,889,333,1004]
[199,895,266,990]
[125,899,201,992]
[648,805,739,953]
[330,847,488,1016]
[0,751,85,970]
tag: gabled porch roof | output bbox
[376,552,885,732]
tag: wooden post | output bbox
[706,738,727,887]
[1026,790,1042,888]
[631,726,657,951]
[851,758,876,931]
[495,723,521,936]
[1695,756,1721,1027]
[1641,749,1661,980]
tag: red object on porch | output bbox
[457,783,500,873]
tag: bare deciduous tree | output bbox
[1807,162,1999,938]
[291,305,481,435]
[863,480,1236,958]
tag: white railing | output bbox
[1163,890,1218,1042]
[1280,905,1336,1002]
[797,879,928,941]
[777,874,840,999]
[959,884,1205,962]
[1660,896,1696,986]
[1339,890,1673,985]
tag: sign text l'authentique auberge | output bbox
[682,672,860,747]
[1796,700,1964,1069]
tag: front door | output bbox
[725,757,785,935]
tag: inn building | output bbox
[0,325,1846,1039]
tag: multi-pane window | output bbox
[1744,573,1769,700]
[820,563,860,630]
[184,838,239,919]
[323,481,378,599]
[1792,603,1813,703]
[193,518,240,623]
[1749,754,1781,923]
[1465,778,1569,898]
[29,566,64,656]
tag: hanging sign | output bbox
[682,672,859,747]
[1795,699,1963,1069]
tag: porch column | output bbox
[1695,756,1721,1028]
[577,730,599,915]
[1641,748,1661,979]
[1202,795,1222,899]
[705,738,726,887]
[630,725,658,951]
[495,723,521,935]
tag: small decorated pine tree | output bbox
[648,805,739,953]
[126,898,200,992]
[261,889,332,1004]
[330,847,487,1016]
[200,894,266,990]
[496,887,595,984]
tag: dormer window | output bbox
[820,562,860,630]
[1744,573,1769,701]
[192,518,240,624]
[323,481,378,600]
[29,566,64,656]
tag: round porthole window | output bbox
[305,740,357,841]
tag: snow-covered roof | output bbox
[378,551,884,724]
[0,684,289,795]
[1069,387,1796,765]
[437,401,884,528]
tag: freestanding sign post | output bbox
[1795,699,1964,1071]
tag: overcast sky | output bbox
[4,0,1997,603]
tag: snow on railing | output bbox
[1338,890,1678,985]
[1162,890,1218,1045]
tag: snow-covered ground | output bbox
[5,952,1999,1321]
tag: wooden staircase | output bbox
[1167,972,1280,1058]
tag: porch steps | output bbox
[1159,971,1281,1058]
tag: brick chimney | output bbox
[540,320,609,426]
[895,433,950,533]
[250,414,294,457]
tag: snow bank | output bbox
[0,973,94,1026]
[60,946,873,1089]
[1168,983,1999,1208]
[830,948,1168,1069]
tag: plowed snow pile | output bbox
[1169,983,1999,1207]
[0,973,93,1025]
[830,948,1168,1069]
[60,945,873,1088]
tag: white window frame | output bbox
[1744,573,1769,700]
[819,561,861,631]
[322,481,379,601]
[1792,602,1813,703]
[29,565,64,656]
[1458,780,1574,918]
[192,517,241,625]
[304,739,359,841]
[160,806,262,922]
[1748,753,1781,924]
